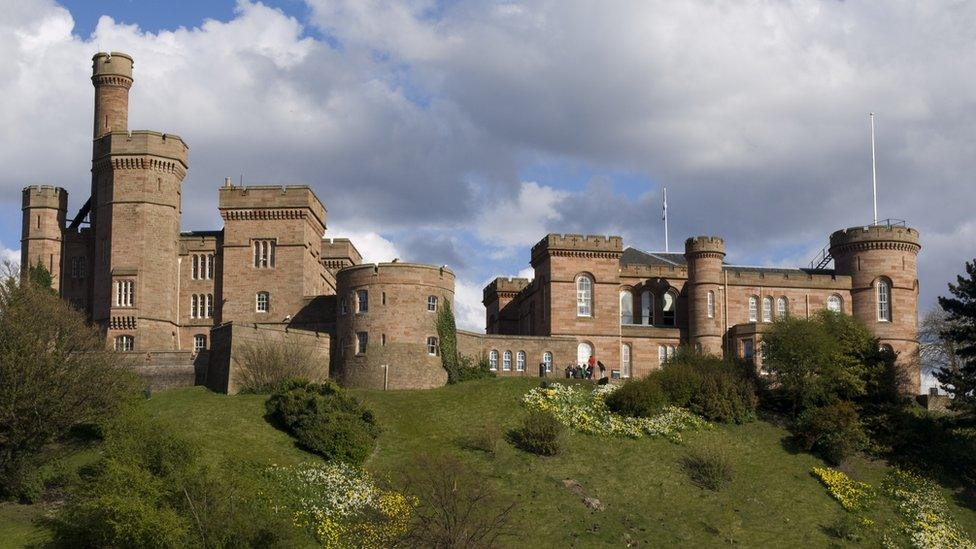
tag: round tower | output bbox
[92,52,133,138]
[334,263,454,390]
[21,185,67,291]
[684,236,725,355]
[829,224,921,393]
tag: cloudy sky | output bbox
[2,0,974,330]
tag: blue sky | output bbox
[2,0,975,330]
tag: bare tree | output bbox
[234,336,324,393]
[920,308,962,391]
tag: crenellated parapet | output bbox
[829,225,920,256]
[22,185,68,210]
[483,276,531,304]
[531,233,622,265]
[619,264,688,279]
[684,236,726,259]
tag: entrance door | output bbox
[577,342,593,365]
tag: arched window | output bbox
[503,351,512,371]
[748,296,759,322]
[762,296,773,323]
[191,254,199,280]
[542,351,553,373]
[879,343,894,354]
[658,345,666,365]
[668,345,676,358]
[621,344,632,378]
[427,295,438,312]
[877,278,891,321]
[256,291,270,313]
[707,290,715,319]
[662,290,676,326]
[426,336,438,356]
[193,334,207,352]
[827,294,842,313]
[577,342,592,365]
[776,296,788,318]
[641,291,653,324]
[190,294,199,319]
[207,294,214,318]
[516,351,526,371]
[576,275,593,317]
[114,335,134,352]
[489,350,498,371]
[619,289,634,324]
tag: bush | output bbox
[510,410,563,456]
[235,337,325,394]
[604,375,670,418]
[265,379,380,465]
[454,353,496,382]
[691,371,758,424]
[794,401,867,465]
[0,271,139,500]
[680,443,733,491]
[462,422,502,456]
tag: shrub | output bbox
[657,361,703,407]
[604,375,670,418]
[794,401,867,465]
[235,337,325,394]
[680,443,733,491]
[403,453,514,547]
[690,371,758,424]
[0,272,139,500]
[510,410,563,456]
[463,422,502,456]
[265,379,380,465]
[454,353,496,382]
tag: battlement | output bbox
[684,235,725,256]
[92,52,133,82]
[22,185,68,210]
[93,131,189,166]
[723,266,852,289]
[321,238,362,263]
[619,264,688,279]
[336,262,455,288]
[829,224,920,254]
[218,185,327,228]
[530,234,622,265]
[482,277,531,304]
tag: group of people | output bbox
[562,356,609,384]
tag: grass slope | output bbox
[2,378,975,547]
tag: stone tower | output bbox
[684,236,725,355]
[829,224,921,393]
[21,185,67,290]
[89,52,189,351]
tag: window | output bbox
[206,254,214,279]
[381,334,386,346]
[877,278,891,321]
[192,255,199,279]
[115,280,134,307]
[743,339,755,359]
[193,334,207,352]
[77,257,86,279]
[70,257,79,279]
[668,345,676,359]
[576,275,592,317]
[114,335,133,352]
[577,342,592,365]
[762,296,772,323]
[748,296,758,322]
[621,344,632,378]
[357,290,368,313]
[489,350,499,371]
[543,351,553,373]
[382,292,387,306]
[619,290,634,324]
[191,294,199,318]
[252,239,276,268]
[207,294,214,318]
[356,332,368,354]
[256,291,269,313]
[662,290,676,326]
[641,291,653,324]
[658,345,667,365]
[427,336,438,356]
[427,295,438,312]
[707,290,715,319]
[776,296,788,318]
[192,254,213,280]
[516,351,526,372]
[503,351,512,371]
[827,294,842,313]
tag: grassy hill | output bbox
[2,378,975,547]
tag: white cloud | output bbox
[475,181,567,249]
[327,226,399,263]
[0,244,19,265]
[452,277,486,332]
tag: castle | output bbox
[20,52,922,393]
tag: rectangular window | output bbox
[256,292,269,313]
[114,335,134,352]
[190,294,198,319]
[427,336,438,356]
[706,291,714,319]
[743,339,755,359]
[621,344,631,378]
[357,332,368,355]
[207,254,214,279]
[340,298,348,315]
[253,240,276,268]
[206,294,213,318]
[115,280,134,307]
[357,290,368,313]
[427,295,438,312]
[193,334,207,352]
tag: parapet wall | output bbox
[722,267,852,290]
[483,276,531,303]
[92,131,189,168]
[829,225,920,255]
[22,185,67,210]
[218,185,327,228]
[531,233,623,265]
[92,52,133,80]
[684,236,725,256]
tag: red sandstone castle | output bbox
[20,52,922,393]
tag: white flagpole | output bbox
[663,187,669,252]
[870,113,878,225]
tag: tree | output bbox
[0,272,138,499]
[935,259,976,417]
[26,260,55,293]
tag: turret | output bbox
[684,236,725,355]
[21,186,67,290]
[92,52,133,138]
[829,223,921,392]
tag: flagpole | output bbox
[663,187,669,252]
[870,113,878,225]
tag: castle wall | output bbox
[456,330,578,376]
[332,263,454,390]
[61,228,92,312]
[178,233,222,351]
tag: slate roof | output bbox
[620,247,687,268]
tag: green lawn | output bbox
[2,378,975,547]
